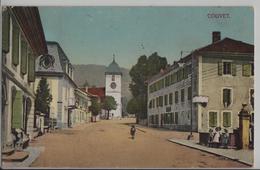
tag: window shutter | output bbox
[12,19,20,66]
[21,35,28,75]
[12,90,23,128]
[28,48,35,82]
[243,64,251,77]
[232,63,236,76]
[2,10,10,53]
[218,61,223,75]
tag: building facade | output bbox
[70,89,92,127]
[1,7,48,152]
[147,32,254,136]
[35,41,77,129]
[105,58,122,118]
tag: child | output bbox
[130,125,136,139]
[222,129,229,149]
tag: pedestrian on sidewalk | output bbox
[130,125,136,139]
[212,127,221,148]
[208,128,214,147]
[221,129,229,149]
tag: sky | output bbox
[39,6,254,69]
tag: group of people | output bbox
[208,127,229,149]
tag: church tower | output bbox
[105,57,122,118]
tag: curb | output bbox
[167,139,253,167]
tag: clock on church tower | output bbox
[105,57,122,118]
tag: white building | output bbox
[147,32,254,145]
[35,41,77,129]
[105,58,122,118]
[1,7,48,153]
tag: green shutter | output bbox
[12,90,23,128]
[232,63,236,76]
[2,10,10,53]
[28,48,35,82]
[223,112,231,127]
[243,64,251,77]
[12,19,20,66]
[218,61,223,75]
[20,35,28,75]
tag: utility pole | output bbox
[180,50,194,140]
[188,51,194,140]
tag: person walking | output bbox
[130,125,136,139]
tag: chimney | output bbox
[212,31,221,43]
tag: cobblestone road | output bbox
[30,118,249,168]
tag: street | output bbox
[30,118,248,168]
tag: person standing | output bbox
[222,129,229,149]
[212,127,221,148]
[130,125,136,139]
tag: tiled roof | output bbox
[147,37,254,84]
[88,87,106,97]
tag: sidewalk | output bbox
[2,146,44,168]
[168,138,253,166]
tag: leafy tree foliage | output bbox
[102,96,117,119]
[89,97,101,117]
[35,77,53,116]
[128,52,167,120]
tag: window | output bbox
[218,61,236,76]
[175,91,179,104]
[188,86,192,100]
[250,89,254,109]
[164,94,168,106]
[181,89,185,102]
[209,111,218,127]
[223,88,232,107]
[156,97,159,107]
[149,100,152,108]
[159,96,163,107]
[251,63,254,76]
[223,62,231,75]
[223,112,231,127]
[174,112,178,124]
[169,93,173,105]
[112,75,115,81]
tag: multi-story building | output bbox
[71,88,92,127]
[147,32,254,140]
[35,41,77,129]
[1,7,48,152]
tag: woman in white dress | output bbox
[212,127,221,148]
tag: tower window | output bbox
[112,75,115,81]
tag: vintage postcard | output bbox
[0,4,255,169]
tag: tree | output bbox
[129,52,167,121]
[102,96,117,119]
[35,77,53,117]
[89,97,101,122]
[126,97,139,115]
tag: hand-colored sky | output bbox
[39,6,253,69]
